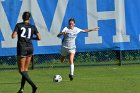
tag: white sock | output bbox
[70,64,74,75]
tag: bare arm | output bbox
[11,31,17,39]
[37,33,41,40]
[81,27,99,33]
[32,33,41,40]
[57,32,66,37]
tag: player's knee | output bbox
[19,67,25,72]
[61,56,65,63]
[24,68,28,71]
[69,61,74,64]
[61,59,65,63]
[19,69,23,73]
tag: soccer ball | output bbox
[53,75,62,82]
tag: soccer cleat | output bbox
[32,86,37,93]
[17,89,23,93]
[69,74,74,81]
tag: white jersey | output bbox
[62,27,82,49]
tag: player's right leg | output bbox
[24,55,32,71]
[61,56,66,63]
[60,47,67,63]
[25,55,37,93]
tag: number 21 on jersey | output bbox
[21,27,31,39]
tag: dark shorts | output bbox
[17,47,33,57]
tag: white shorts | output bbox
[61,47,76,56]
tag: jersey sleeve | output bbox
[76,27,83,34]
[33,26,39,35]
[61,27,68,32]
[13,24,19,32]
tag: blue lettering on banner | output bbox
[0,0,140,56]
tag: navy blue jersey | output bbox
[14,22,39,49]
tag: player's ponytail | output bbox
[22,11,31,21]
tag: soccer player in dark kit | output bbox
[12,11,41,93]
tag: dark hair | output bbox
[22,11,31,21]
[68,18,75,23]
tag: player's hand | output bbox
[57,31,66,37]
[93,27,99,31]
[62,31,66,35]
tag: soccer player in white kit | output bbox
[57,18,99,81]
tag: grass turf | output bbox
[0,65,140,93]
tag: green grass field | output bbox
[0,65,140,93]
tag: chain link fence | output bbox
[0,50,140,70]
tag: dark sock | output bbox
[32,86,37,93]
[21,71,36,88]
[20,76,26,90]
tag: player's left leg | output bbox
[17,76,26,93]
[24,55,32,71]
[17,56,26,93]
[69,52,75,81]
